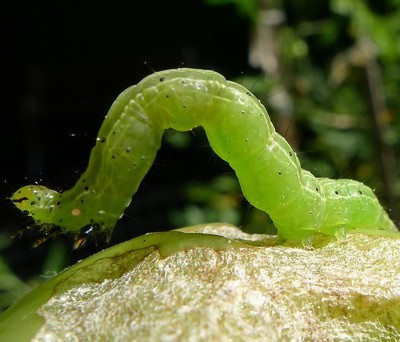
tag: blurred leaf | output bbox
[205,0,259,22]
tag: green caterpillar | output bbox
[11,68,397,243]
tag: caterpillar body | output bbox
[11,68,397,243]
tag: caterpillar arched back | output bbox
[11,68,398,244]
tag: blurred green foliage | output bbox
[205,0,259,22]
[0,234,31,311]
[0,235,69,314]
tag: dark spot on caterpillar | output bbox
[289,151,293,156]
[309,211,312,215]
[30,201,36,205]
[84,186,89,191]
[160,77,165,82]
[57,201,61,206]
[278,171,282,175]
[82,179,86,183]
[126,148,131,153]
[12,196,28,203]
[316,188,319,192]
[241,110,245,114]
[100,137,106,143]
[181,80,186,84]
[80,198,85,204]
[166,94,170,98]
[245,138,249,142]
[335,191,339,195]
[358,190,363,195]
[183,105,186,109]
[246,91,251,96]
[112,155,116,159]
[112,131,116,135]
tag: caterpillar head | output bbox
[11,185,59,224]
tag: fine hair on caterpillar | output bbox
[11,68,398,245]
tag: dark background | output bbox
[1,0,252,277]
